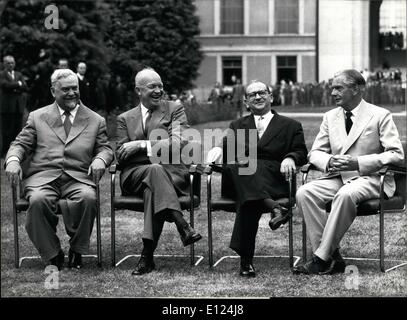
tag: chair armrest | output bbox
[109,164,117,174]
[188,164,205,175]
[379,165,407,176]
[300,163,317,173]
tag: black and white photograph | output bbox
[1,0,406,309]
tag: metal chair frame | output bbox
[300,163,407,273]
[205,164,300,269]
[110,164,204,268]
[11,180,102,268]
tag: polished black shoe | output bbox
[239,259,256,277]
[269,205,290,230]
[68,248,83,270]
[293,255,331,275]
[321,249,346,275]
[131,255,155,276]
[49,250,65,271]
[179,224,202,247]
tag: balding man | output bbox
[294,69,404,275]
[0,55,27,155]
[5,69,114,270]
[115,67,202,275]
[206,80,307,277]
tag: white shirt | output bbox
[58,104,79,124]
[77,73,84,81]
[254,110,274,138]
[343,100,362,124]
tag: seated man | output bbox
[5,69,114,270]
[294,69,404,275]
[115,68,202,276]
[207,80,308,277]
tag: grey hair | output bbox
[50,68,76,87]
[3,55,15,62]
[334,69,366,90]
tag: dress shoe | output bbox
[68,248,83,270]
[131,255,155,276]
[269,205,290,230]
[239,258,256,277]
[293,255,331,275]
[178,224,202,247]
[49,250,65,271]
[320,249,346,275]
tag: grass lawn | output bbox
[1,109,406,298]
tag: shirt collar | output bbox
[77,73,84,81]
[57,103,79,118]
[343,100,362,118]
[254,110,273,121]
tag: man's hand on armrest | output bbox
[5,160,22,184]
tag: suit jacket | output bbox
[78,75,91,107]
[309,99,404,197]
[5,102,114,188]
[0,70,27,114]
[223,110,308,203]
[116,100,190,190]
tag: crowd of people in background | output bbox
[207,67,405,109]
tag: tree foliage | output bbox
[106,0,203,94]
[1,0,203,108]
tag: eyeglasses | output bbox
[246,90,269,100]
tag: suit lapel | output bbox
[330,108,347,153]
[66,104,90,144]
[128,105,144,140]
[45,103,66,143]
[258,111,284,148]
[341,101,373,154]
[147,101,166,136]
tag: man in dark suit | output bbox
[76,62,91,107]
[5,68,114,270]
[0,55,27,156]
[207,80,307,277]
[115,68,202,275]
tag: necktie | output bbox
[257,116,265,139]
[63,111,72,136]
[143,109,152,136]
[345,111,353,135]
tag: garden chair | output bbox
[109,157,204,268]
[300,143,407,272]
[11,179,102,268]
[204,162,299,269]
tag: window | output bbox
[275,0,299,34]
[221,0,244,34]
[277,56,297,83]
[222,57,242,86]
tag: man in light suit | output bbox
[294,69,404,275]
[5,69,114,270]
[0,55,27,156]
[207,80,308,277]
[116,68,202,275]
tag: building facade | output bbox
[193,0,406,100]
[194,0,317,100]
